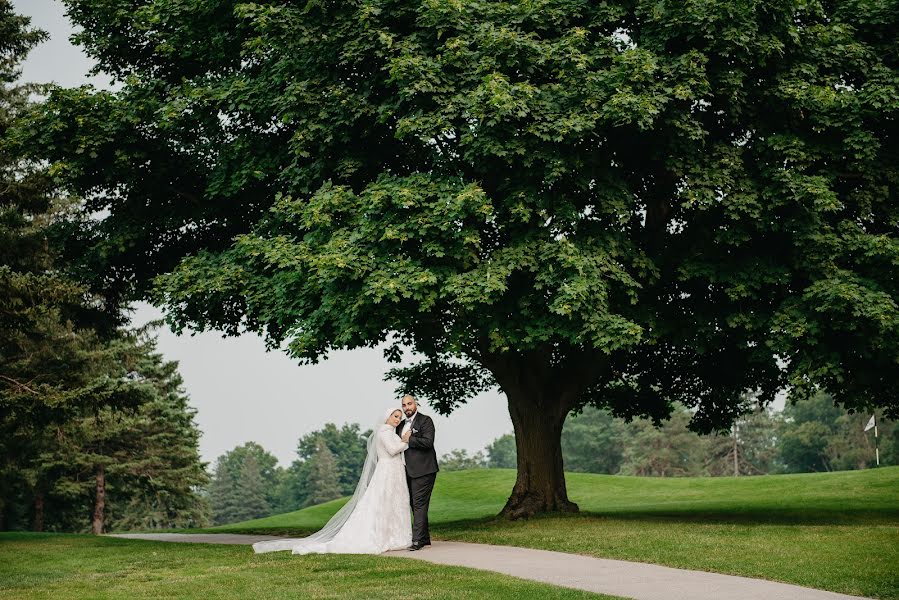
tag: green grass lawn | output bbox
[201,467,899,600]
[0,532,617,599]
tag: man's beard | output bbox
[404,409,415,417]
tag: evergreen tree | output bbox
[272,458,311,514]
[103,334,211,531]
[303,439,342,508]
[217,442,281,512]
[232,454,270,522]
[16,329,211,534]
[705,397,779,476]
[209,442,283,523]
[209,456,241,526]
[296,424,371,496]
[0,0,152,530]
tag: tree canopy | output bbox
[16,0,899,516]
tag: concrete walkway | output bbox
[104,533,872,600]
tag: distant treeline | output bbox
[469,392,895,476]
[208,392,894,525]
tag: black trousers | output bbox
[407,471,437,545]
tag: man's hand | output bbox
[402,430,412,442]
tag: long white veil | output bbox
[251,408,395,554]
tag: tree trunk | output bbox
[480,345,606,520]
[33,491,44,532]
[92,464,105,535]
[501,392,578,519]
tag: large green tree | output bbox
[0,0,156,529]
[19,0,899,517]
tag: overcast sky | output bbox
[14,0,514,468]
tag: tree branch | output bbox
[0,374,40,395]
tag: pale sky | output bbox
[14,0,514,468]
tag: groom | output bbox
[396,393,439,551]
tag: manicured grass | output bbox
[0,532,617,600]
[203,467,899,599]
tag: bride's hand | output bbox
[401,431,411,442]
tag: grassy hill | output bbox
[210,466,899,532]
[205,467,899,599]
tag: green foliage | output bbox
[485,434,516,469]
[215,442,281,511]
[10,0,899,515]
[263,423,372,514]
[209,443,281,525]
[294,423,371,497]
[0,2,209,532]
[704,404,780,476]
[11,0,893,435]
[208,456,242,526]
[618,404,708,476]
[563,406,627,474]
[779,392,895,472]
[303,440,342,508]
[2,329,211,532]
[491,399,888,476]
[439,448,487,471]
[232,454,270,522]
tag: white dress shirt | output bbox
[401,411,417,437]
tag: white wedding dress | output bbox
[252,422,412,555]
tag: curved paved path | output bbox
[104,533,872,600]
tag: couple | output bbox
[252,394,439,555]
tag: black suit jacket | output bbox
[395,413,439,478]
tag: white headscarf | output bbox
[383,406,402,424]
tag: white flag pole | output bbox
[874,415,879,467]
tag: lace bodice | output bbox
[376,423,408,461]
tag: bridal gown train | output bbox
[252,423,412,555]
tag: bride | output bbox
[252,407,412,554]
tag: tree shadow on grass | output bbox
[431,504,899,532]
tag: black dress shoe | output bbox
[407,543,424,551]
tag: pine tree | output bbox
[209,456,241,526]
[303,440,342,507]
[207,442,281,524]
[103,333,211,531]
[233,454,270,522]
[6,329,211,533]
[217,442,281,511]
